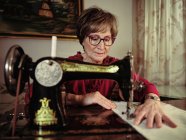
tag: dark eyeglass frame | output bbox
[88,35,116,46]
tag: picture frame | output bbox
[0,0,83,39]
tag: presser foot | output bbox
[121,102,139,120]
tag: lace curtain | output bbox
[133,0,186,85]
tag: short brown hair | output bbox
[76,6,118,44]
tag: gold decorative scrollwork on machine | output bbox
[34,98,58,126]
[61,61,119,73]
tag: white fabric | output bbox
[113,101,186,140]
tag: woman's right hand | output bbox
[65,91,116,109]
[80,91,117,109]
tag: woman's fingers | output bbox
[162,114,177,128]
[146,110,155,128]
[94,92,116,109]
[133,109,146,125]
[133,105,143,115]
[81,91,116,109]
[153,113,162,128]
[133,100,177,128]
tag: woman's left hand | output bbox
[133,98,177,128]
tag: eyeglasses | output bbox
[88,35,115,46]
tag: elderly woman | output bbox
[63,6,176,129]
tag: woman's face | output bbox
[82,28,113,64]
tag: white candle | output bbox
[51,36,57,57]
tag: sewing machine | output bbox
[3,41,144,136]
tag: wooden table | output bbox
[0,99,186,140]
[162,99,186,110]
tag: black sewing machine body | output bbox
[4,45,134,132]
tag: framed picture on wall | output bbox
[0,0,83,39]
